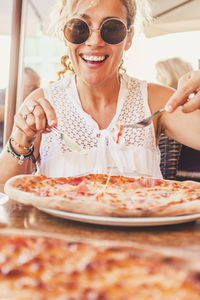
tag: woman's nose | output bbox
[85,28,105,45]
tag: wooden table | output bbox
[1,182,200,300]
[1,182,200,261]
[1,192,200,262]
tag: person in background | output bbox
[156,58,200,181]
[0,67,40,152]
[22,67,41,100]
[0,0,200,185]
[156,57,193,89]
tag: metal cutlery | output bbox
[123,108,165,129]
[51,127,86,153]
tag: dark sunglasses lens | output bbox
[101,19,127,44]
[64,19,89,44]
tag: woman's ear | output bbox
[124,27,134,51]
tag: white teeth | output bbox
[82,55,106,62]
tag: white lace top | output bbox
[40,73,162,178]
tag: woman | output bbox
[0,0,200,184]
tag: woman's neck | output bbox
[76,74,121,110]
[76,74,121,129]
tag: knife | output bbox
[51,127,86,153]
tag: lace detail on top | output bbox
[43,76,98,153]
[40,73,161,178]
[117,75,155,150]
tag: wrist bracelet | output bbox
[11,137,34,150]
[7,138,36,165]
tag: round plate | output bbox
[36,207,200,227]
[0,193,9,205]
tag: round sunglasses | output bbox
[63,18,130,45]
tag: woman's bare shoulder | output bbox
[148,83,175,110]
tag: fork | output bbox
[123,108,165,129]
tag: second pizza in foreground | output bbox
[4,174,200,217]
[1,232,200,300]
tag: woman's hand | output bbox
[165,70,200,113]
[13,89,57,145]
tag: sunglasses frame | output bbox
[63,17,130,45]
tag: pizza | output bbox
[4,173,200,217]
[0,231,200,300]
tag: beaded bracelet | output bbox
[7,138,36,165]
[11,137,34,150]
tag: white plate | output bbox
[36,207,200,227]
[0,192,9,205]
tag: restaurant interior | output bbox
[0,0,200,298]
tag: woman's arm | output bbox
[0,135,41,183]
[161,106,200,150]
[148,83,200,150]
[0,88,57,184]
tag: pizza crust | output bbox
[4,174,200,217]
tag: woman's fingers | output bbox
[165,70,200,113]
[36,97,57,127]
[30,104,47,131]
[14,97,57,138]
[182,90,200,113]
[14,113,37,137]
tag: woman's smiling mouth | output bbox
[81,54,109,64]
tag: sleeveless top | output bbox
[40,73,162,178]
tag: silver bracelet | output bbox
[6,138,36,165]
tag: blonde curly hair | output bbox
[50,0,150,79]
